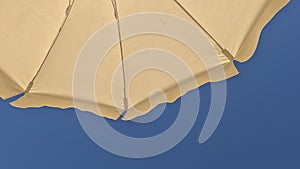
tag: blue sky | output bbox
[0,1,299,168]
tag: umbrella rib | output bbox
[25,0,75,93]
[111,0,128,112]
[173,0,234,61]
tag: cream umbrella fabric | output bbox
[0,0,289,120]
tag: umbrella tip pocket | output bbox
[25,81,34,93]
[123,97,128,112]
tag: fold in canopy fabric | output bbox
[0,0,289,120]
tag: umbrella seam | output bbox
[25,0,76,93]
[111,0,128,112]
[173,0,235,61]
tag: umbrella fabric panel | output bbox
[11,0,125,120]
[177,0,290,62]
[115,0,239,119]
[0,0,69,99]
[117,35,238,120]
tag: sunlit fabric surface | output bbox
[0,0,289,120]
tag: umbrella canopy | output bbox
[0,0,289,120]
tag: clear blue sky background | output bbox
[0,1,299,168]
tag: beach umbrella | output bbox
[0,0,289,120]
